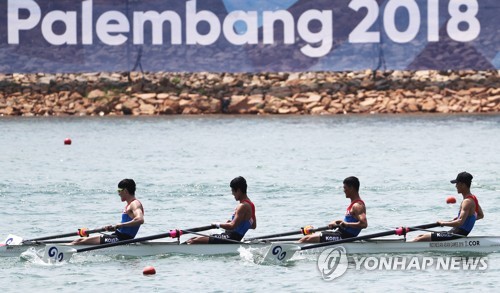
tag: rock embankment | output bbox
[0,70,499,116]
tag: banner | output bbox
[0,0,499,73]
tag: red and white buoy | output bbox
[446,196,456,204]
[143,266,156,275]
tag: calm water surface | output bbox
[0,115,499,292]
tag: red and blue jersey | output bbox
[341,199,365,237]
[116,199,144,238]
[457,195,479,233]
[230,199,256,237]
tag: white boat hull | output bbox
[2,236,500,258]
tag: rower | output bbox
[187,176,256,244]
[412,171,484,242]
[71,179,145,245]
[299,176,368,243]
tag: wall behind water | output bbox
[0,70,499,116]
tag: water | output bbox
[1,115,499,292]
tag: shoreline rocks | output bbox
[0,70,499,116]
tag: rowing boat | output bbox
[2,236,499,258]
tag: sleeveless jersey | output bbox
[340,199,365,237]
[230,199,256,237]
[116,199,144,238]
[457,195,479,233]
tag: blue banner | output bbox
[0,0,499,73]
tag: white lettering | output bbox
[8,0,41,44]
[363,257,378,270]
[186,0,220,45]
[436,257,450,270]
[223,11,258,45]
[133,11,182,45]
[352,256,366,270]
[96,11,129,46]
[462,257,480,270]
[427,0,440,42]
[41,11,77,45]
[5,0,482,59]
[348,256,488,272]
[421,257,434,269]
[392,256,407,270]
[262,11,295,45]
[478,257,488,270]
[447,0,480,42]
[449,257,461,270]
[349,0,380,43]
[82,0,93,45]
[297,10,333,58]
[406,257,420,270]
[384,0,420,43]
[379,257,392,270]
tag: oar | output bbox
[409,227,467,238]
[263,223,440,263]
[42,225,213,263]
[245,225,331,242]
[23,228,107,243]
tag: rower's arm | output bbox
[476,202,484,220]
[116,202,144,229]
[342,203,368,229]
[439,200,472,228]
[251,214,257,229]
[220,204,246,230]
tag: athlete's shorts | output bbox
[431,228,469,241]
[100,231,134,244]
[208,231,244,244]
[319,230,355,243]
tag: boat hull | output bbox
[1,236,499,258]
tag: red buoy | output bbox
[143,266,156,275]
[446,196,456,204]
[64,138,72,145]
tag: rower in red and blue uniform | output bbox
[300,176,368,243]
[413,172,484,242]
[71,179,145,245]
[188,176,257,244]
[112,198,144,241]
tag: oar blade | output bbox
[2,234,23,245]
[42,245,77,263]
[262,243,300,263]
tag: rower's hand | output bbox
[211,222,221,229]
[104,225,116,231]
[437,221,444,227]
[329,220,341,229]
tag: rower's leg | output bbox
[411,233,431,242]
[186,236,209,244]
[298,233,320,243]
[70,235,102,245]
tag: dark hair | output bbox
[230,176,247,194]
[118,179,136,195]
[343,176,360,192]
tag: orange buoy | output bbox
[143,266,156,275]
[64,138,72,145]
[446,196,456,204]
